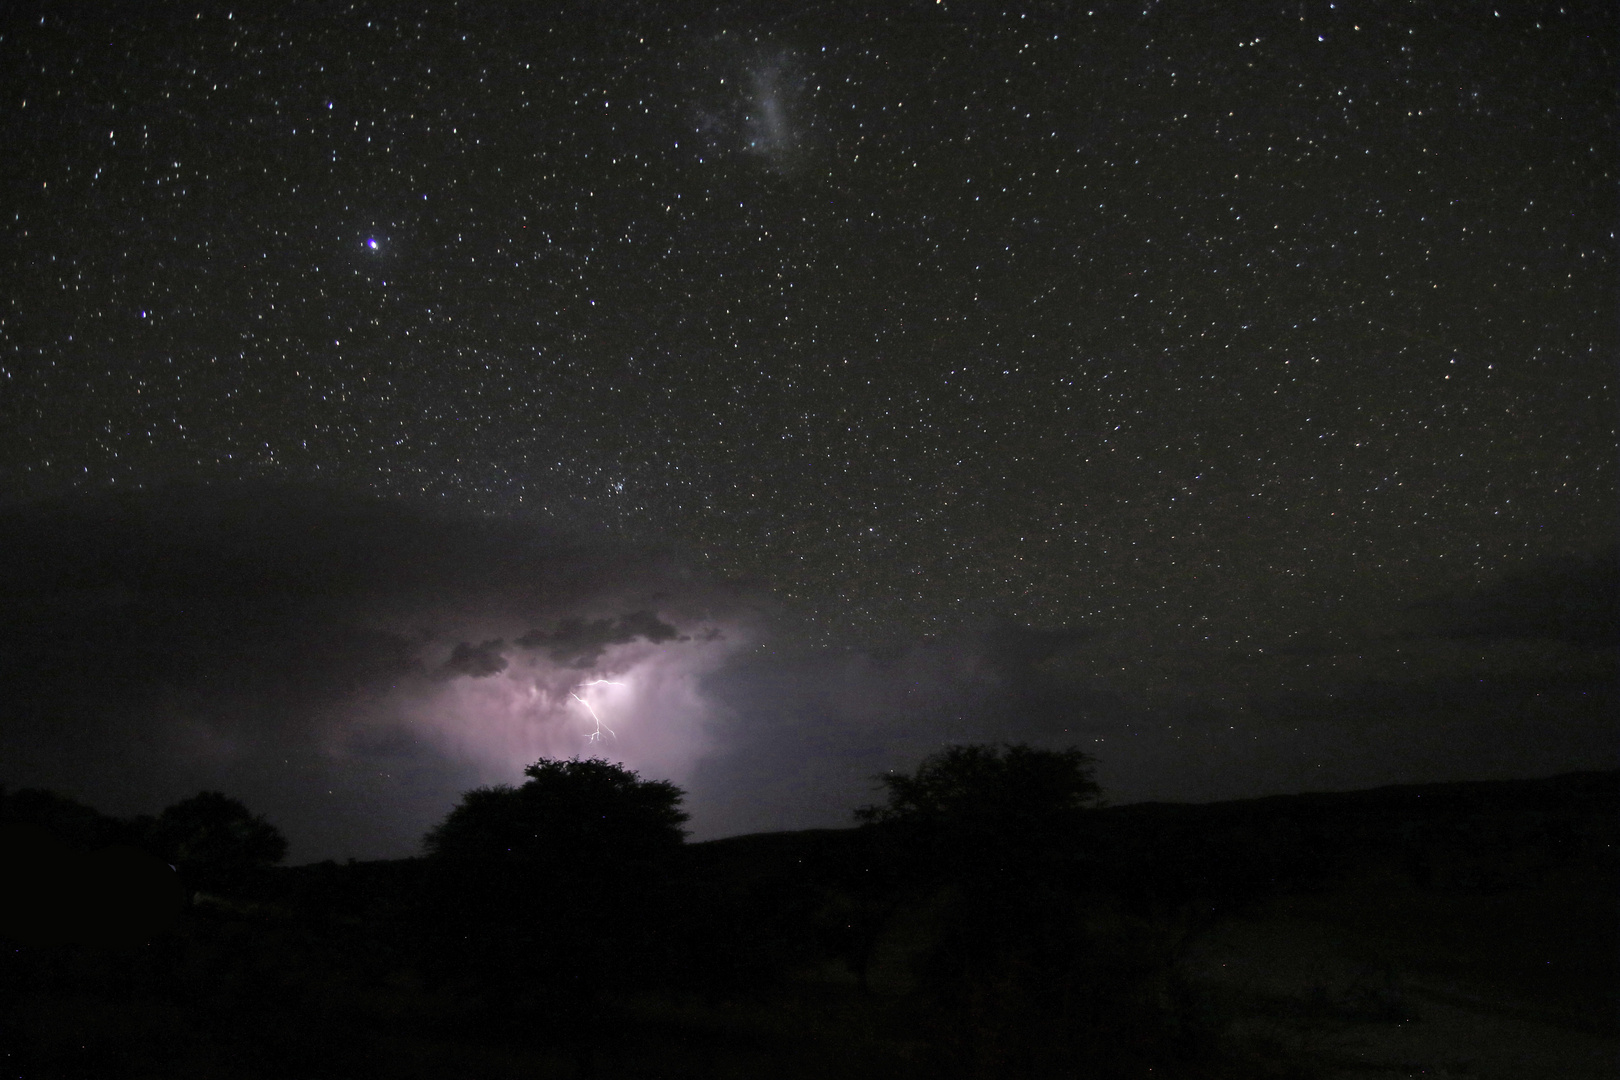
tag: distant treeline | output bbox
[3,753,1615,1078]
[1,786,287,948]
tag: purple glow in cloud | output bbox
[342,619,747,794]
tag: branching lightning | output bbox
[570,680,626,742]
[570,693,615,741]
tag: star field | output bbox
[2,1,1612,647]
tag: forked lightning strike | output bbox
[570,680,626,742]
[570,693,615,741]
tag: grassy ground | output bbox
[1181,863,1618,1079]
[6,772,1613,1078]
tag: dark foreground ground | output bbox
[4,771,1615,1079]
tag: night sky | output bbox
[1,1,1613,861]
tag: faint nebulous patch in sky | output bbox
[742,54,805,167]
[684,39,815,173]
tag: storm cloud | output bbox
[516,611,684,667]
[439,639,509,680]
[0,484,754,859]
[0,485,1611,861]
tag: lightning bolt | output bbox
[570,680,625,741]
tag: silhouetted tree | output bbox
[0,787,136,849]
[147,791,287,896]
[425,756,687,866]
[0,788,183,947]
[422,758,687,1071]
[860,742,1101,825]
[858,742,1101,884]
[858,746,1209,1076]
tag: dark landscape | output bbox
[4,759,1615,1079]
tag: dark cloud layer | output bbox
[439,640,509,680]
[0,484,1612,860]
[516,611,684,668]
[1426,548,1618,646]
[980,624,1106,676]
[0,484,745,858]
[2,491,572,737]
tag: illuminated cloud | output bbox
[352,618,745,799]
[1,485,1611,860]
[0,485,755,859]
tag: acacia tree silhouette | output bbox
[858,743,1102,824]
[147,791,287,896]
[854,744,1207,1077]
[858,743,1101,886]
[425,757,687,866]
[422,758,687,1071]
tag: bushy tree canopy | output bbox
[419,758,689,1020]
[854,745,1125,1074]
[0,787,133,849]
[148,791,287,892]
[423,756,688,865]
[855,742,1104,899]
[857,743,1101,833]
